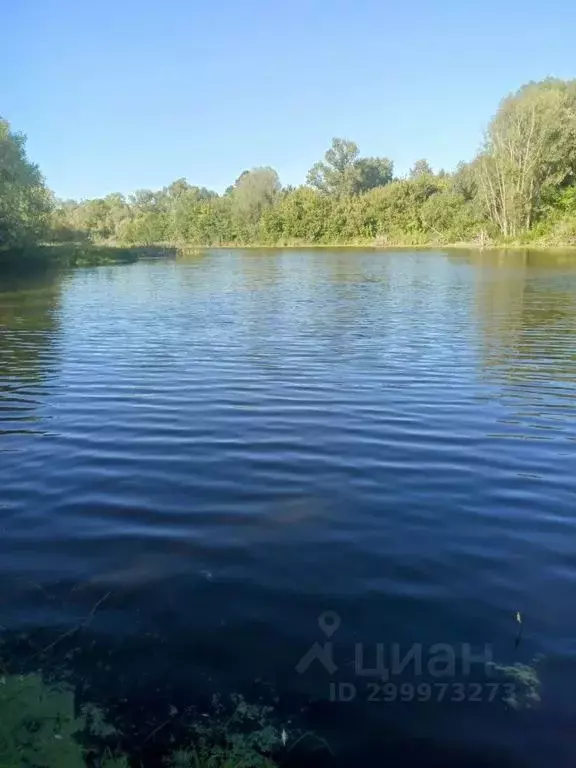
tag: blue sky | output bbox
[2,0,575,200]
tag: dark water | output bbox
[1,249,576,766]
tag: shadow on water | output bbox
[0,270,63,438]
[0,242,181,273]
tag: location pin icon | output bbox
[318,611,341,638]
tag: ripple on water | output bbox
[0,250,575,764]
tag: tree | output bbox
[452,161,479,201]
[0,117,51,250]
[164,178,192,201]
[409,159,434,178]
[19,77,576,252]
[477,79,576,236]
[419,192,479,243]
[130,189,163,213]
[104,193,132,237]
[355,157,394,192]
[307,138,360,196]
[120,211,168,244]
[307,138,393,196]
[260,187,332,243]
[164,182,217,241]
[230,167,281,240]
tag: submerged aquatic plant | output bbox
[0,672,85,768]
[163,694,284,768]
[488,657,542,710]
[1,616,295,768]
[0,671,126,768]
[0,660,290,768]
[164,744,276,768]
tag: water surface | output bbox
[1,249,575,766]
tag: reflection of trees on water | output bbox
[0,272,63,435]
[454,250,576,383]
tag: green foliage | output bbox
[409,159,434,179]
[260,186,330,243]
[165,183,217,241]
[229,168,281,242]
[0,673,85,768]
[307,138,360,197]
[0,672,127,768]
[164,694,281,768]
[362,177,435,240]
[0,668,284,768]
[7,77,576,258]
[0,118,52,250]
[120,210,168,245]
[355,156,394,192]
[477,78,576,237]
[419,191,480,243]
[306,137,393,197]
[452,160,480,202]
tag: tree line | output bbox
[3,78,576,255]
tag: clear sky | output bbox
[2,0,575,200]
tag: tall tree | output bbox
[0,117,51,250]
[477,79,576,236]
[307,138,361,196]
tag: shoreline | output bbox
[2,240,576,275]
[176,241,576,254]
[191,242,576,251]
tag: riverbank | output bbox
[131,234,576,251]
[187,241,576,251]
[0,243,180,273]
[2,239,575,276]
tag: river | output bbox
[0,248,575,766]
